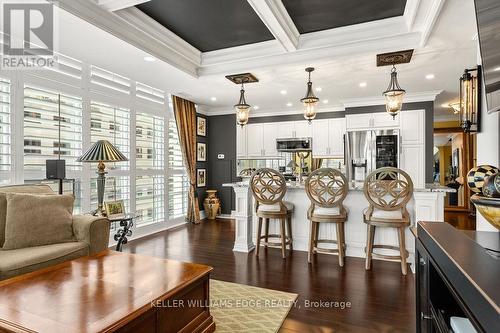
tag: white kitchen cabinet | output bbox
[346,112,399,130]
[329,118,346,156]
[295,120,313,138]
[312,118,345,158]
[400,110,425,145]
[372,112,400,128]
[346,114,372,129]
[236,125,247,158]
[400,144,425,188]
[246,123,264,157]
[312,120,329,156]
[263,123,279,156]
[277,121,295,139]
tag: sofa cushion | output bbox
[2,193,75,250]
[0,185,55,247]
[0,242,88,280]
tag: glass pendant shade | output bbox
[448,102,461,114]
[383,66,406,118]
[234,84,251,127]
[301,68,319,122]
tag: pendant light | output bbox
[301,67,319,122]
[234,78,251,127]
[383,65,406,119]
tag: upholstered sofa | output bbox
[0,184,110,280]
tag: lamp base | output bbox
[91,208,107,217]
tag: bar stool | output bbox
[305,168,348,266]
[250,168,293,259]
[363,167,414,275]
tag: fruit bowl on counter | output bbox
[467,165,500,230]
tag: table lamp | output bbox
[78,140,128,216]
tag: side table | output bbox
[109,214,136,252]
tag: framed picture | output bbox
[105,200,126,219]
[197,142,206,162]
[197,116,206,137]
[197,169,206,187]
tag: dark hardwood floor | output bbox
[124,219,415,333]
[444,210,476,230]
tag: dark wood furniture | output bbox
[250,168,293,258]
[415,222,500,333]
[0,250,215,333]
[363,167,414,275]
[305,168,348,266]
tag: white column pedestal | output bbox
[231,186,255,252]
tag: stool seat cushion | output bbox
[366,208,403,220]
[258,201,294,213]
[313,206,341,216]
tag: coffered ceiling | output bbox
[49,0,479,120]
[282,0,407,33]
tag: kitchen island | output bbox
[223,181,453,271]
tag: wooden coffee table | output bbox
[0,250,215,333]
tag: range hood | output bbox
[276,138,312,152]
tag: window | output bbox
[23,86,83,171]
[90,66,131,94]
[135,112,165,226]
[168,117,188,219]
[0,78,11,184]
[136,82,165,104]
[90,102,130,170]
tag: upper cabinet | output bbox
[295,121,312,138]
[312,118,345,158]
[277,121,295,139]
[263,123,279,156]
[243,123,280,158]
[246,123,264,157]
[346,113,399,130]
[236,125,247,158]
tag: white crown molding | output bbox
[404,0,421,30]
[201,40,283,67]
[341,90,443,108]
[50,0,200,77]
[246,0,299,52]
[98,0,150,12]
[199,31,421,77]
[205,105,345,117]
[419,0,447,46]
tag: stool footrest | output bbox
[366,244,409,259]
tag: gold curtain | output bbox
[311,158,323,171]
[172,96,200,224]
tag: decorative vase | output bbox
[203,190,221,220]
[470,195,500,230]
[467,165,499,193]
[482,172,500,198]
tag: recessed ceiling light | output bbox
[315,87,322,92]
[144,56,156,62]
[322,99,329,104]
[280,90,287,95]
[425,74,435,80]
[359,82,367,87]
[210,97,217,101]
[494,66,500,72]
[286,102,293,107]
[254,105,259,110]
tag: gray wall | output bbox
[345,101,434,183]
[206,103,434,213]
[196,113,208,210]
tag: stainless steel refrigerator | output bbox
[344,129,400,183]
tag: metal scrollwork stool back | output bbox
[305,168,349,266]
[250,168,294,259]
[363,167,414,275]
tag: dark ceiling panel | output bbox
[282,0,407,34]
[137,0,275,52]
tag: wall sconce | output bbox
[459,65,482,133]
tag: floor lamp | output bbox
[78,140,128,216]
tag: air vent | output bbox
[376,49,414,67]
[225,73,259,84]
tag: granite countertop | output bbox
[222,182,456,193]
